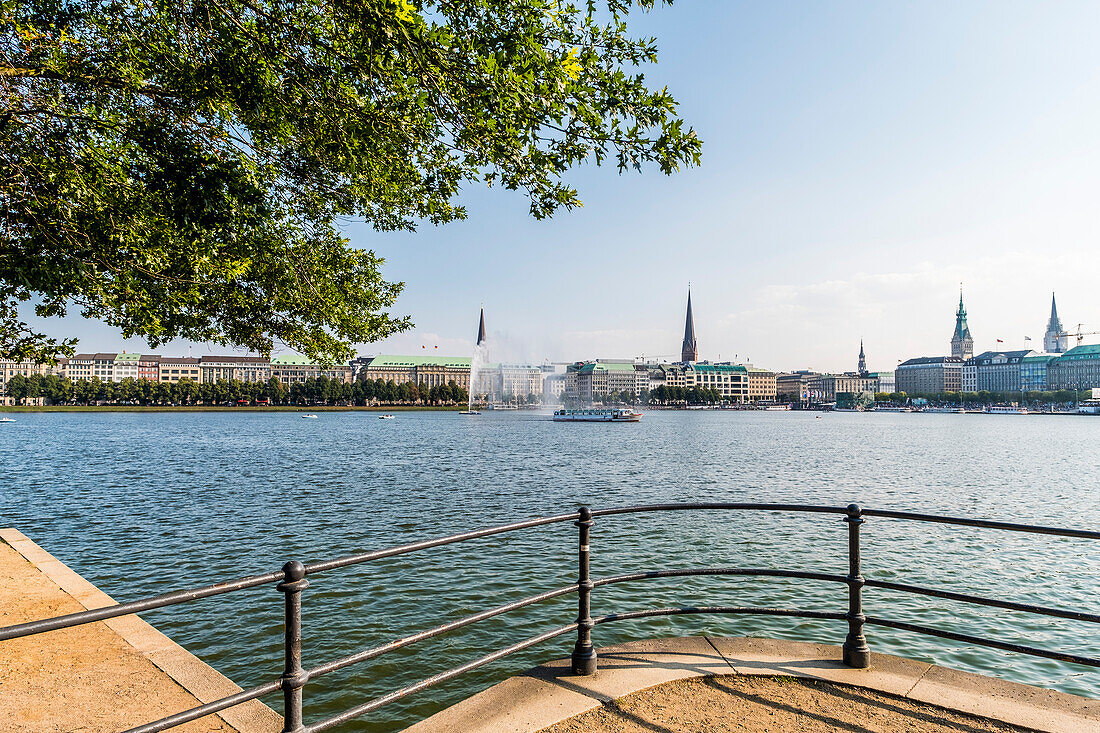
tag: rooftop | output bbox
[366,354,472,369]
[1056,344,1100,359]
[576,362,639,373]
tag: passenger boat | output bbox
[552,408,642,422]
[922,407,966,414]
[0,417,15,423]
[1078,399,1100,415]
[301,414,319,419]
[378,414,395,419]
[986,406,1028,415]
[872,406,911,413]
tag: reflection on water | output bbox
[2,410,1098,731]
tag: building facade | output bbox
[0,360,64,405]
[690,363,748,402]
[158,357,202,383]
[974,350,1035,392]
[813,373,879,403]
[66,353,118,382]
[199,355,271,383]
[873,372,896,394]
[500,365,544,400]
[270,355,353,385]
[950,291,974,360]
[113,353,141,381]
[137,355,161,381]
[745,368,777,402]
[961,358,978,392]
[1020,354,1058,392]
[895,356,963,395]
[358,355,471,391]
[776,371,819,404]
[1047,345,1100,390]
[573,361,647,402]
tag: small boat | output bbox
[378,414,395,420]
[552,408,641,423]
[301,414,319,419]
[0,417,15,423]
[459,410,480,415]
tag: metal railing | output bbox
[1,502,1097,733]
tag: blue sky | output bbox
[27,1,1100,372]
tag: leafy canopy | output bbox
[1,0,700,363]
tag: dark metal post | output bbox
[571,506,597,675]
[842,503,871,668]
[278,561,309,732]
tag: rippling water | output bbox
[2,410,1098,731]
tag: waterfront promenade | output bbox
[0,529,279,733]
[409,637,1099,733]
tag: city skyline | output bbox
[15,2,1100,372]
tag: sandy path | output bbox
[540,674,1031,733]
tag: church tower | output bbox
[857,340,868,376]
[950,288,974,360]
[681,289,697,363]
[1043,293,1068,353]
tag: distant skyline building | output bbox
[950,289,974,360]
[1043,293,1069,353]
[681,288,697,363]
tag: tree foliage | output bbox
[1,0,701,363]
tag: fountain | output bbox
[460,308,486,414]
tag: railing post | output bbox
[842,503,871,668]
[278,560,309,732]
[571,506,597,675]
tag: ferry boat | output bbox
[986,406,1028,415]
[872,406,912,413]
[1077,399,1100,415]
[922,407,966,414]
[552,408,642,422]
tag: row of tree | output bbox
[874,390,1094,405]
[4,374,469,407]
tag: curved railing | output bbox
[1,503,1097,733]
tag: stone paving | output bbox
[405,636,1100,733]
[0,528,280,733]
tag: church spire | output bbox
[1044,292,1067,353]
[858,340,867,376]
[950,286,974,360]
[476,308,486,346]
[681,288,697,363]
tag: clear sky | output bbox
[25,1,1100,373]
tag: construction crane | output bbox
[1056,324,1100,347]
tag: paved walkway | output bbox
[405,636,1100,733]
[0,528,281,733]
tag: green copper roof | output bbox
[692,364,747,373]
[114,353,141,362]
[366,354,472,368]
[576,362,638,373]
[1021,354,1059,363]
[1056,344,1100,359]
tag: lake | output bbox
[2,410,1098,731]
